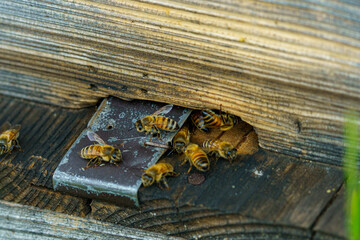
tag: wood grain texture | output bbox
[0,200,181,240]
[89,121,344,239]
[0,0,359,166]
[91,200,312,240]
[0,95,94,216]
[0,95,346,239]
[314,186,346,240]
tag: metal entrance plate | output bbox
[53,97,191,207]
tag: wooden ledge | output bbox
[1,0,359,166]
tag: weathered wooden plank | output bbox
[0,95,94,216]
[89,123,344,239]
[0,200,181,240]
[0,0,359,166]
[90,200,312,239]
[314,186,346,240]
[0,95,346,239]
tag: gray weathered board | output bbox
[53,97,191,207]
[0,200,182,240]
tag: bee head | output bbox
[142,173,154,187]
[230,115,238,125]
[135,120,144,132]
[111,148,122,162]
[174,141,185,153]
[226,148,238,162]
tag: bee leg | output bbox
[212,152,220,166]
[186,165,193,174]
[14,140,23,152]
[213,158,219,167]
[157,181,165,190]
[167,171,180,177]
[228,156,234,164]
[161,177,170,190]
[151,126,161,141]
[113,161,122,167]
[155,126,162,141]
[180,158,188,166]
[156,132,162,141]
[85,157,101,170]
[2,150,11,159]
[148,128,157,142]
[93,158,103,168]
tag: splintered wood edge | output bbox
[0,200,183,240]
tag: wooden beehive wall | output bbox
[0,0,359,166]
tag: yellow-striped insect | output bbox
[182,143,210,173]
[142,162,179,190]
[202,139,237,163]
[172,125,190,154]
[135,104,179,140]
[80,131,122,169]
[0,122,22,157]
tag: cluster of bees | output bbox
[138,105,238,190]
[80,104,238,190]
[0,104,238,191]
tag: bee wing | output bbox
[87,131,107,145]
[0,122,12,133]
[151,104,173,116]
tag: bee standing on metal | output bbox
[202,139,237,163]
[80,131,123,169]
[182,143,210,173]
[142,162,179,190]
[0,122,22,157]
[135,104,179,140]
[172,124,190,154]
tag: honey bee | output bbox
[192,109,237,132]
[172,124,190,153]
[136,104,179,140]
[182,143,210,173]
[0,122,22,156]
[219,113,238,131]
[202,109,223,129]
[80,131,123,169]
[142,162,179,190]
[190,110,209,132]
[202,139,237,163]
